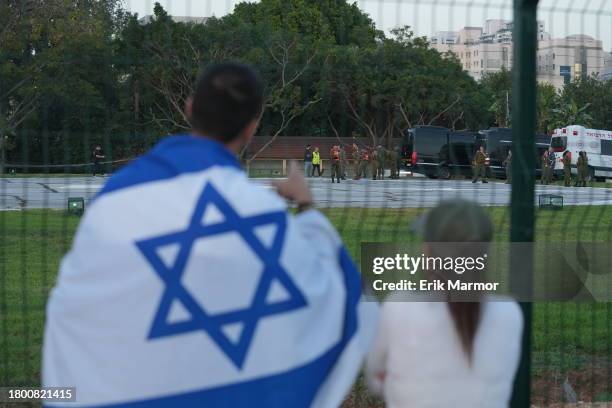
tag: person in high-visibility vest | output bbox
[311,147,321,177]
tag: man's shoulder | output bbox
[96,135,241,200]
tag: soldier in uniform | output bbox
[576,151,588,187]
[502,150,512,184]
[472,145,488,183]
[370,148,379,180]
[339,145,347,180]
[547,147,556,184]
[376,145,386,180]
[358,148,370,179]
[562,150,572,187]
[389,146,399,179]
[540,150,549,185]
[352,143,360,179]
[583,151,589,185]
[330,145,341,183]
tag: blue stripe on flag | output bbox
[95,135,241,199]
[46,246,361,408]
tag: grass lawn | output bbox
[0,206,610,404]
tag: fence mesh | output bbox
[1,0,611,406]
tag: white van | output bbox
[550,125,612,180]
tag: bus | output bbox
[402,126,478,179]
[477,128,551,179]
[550,125,612,180]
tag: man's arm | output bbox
[273,162,346,260]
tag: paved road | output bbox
[1,175,611,210]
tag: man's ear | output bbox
[184,96,194,124]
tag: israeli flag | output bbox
[43,135,378,407]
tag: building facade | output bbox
[603,52,612,81]
[431,21,520,81]
[537,35,605,88]
[431,20,605,89]
[138,15,209,25]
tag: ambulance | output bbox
[550,125,612,180]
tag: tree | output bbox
[4,0,547,171]
[558,76,611,129]
[480,68,512,128]
[0,0,46,172]
[327,27,488,146]
[551,101,593,129]
[536,83,559,134]
[0,0,128,169]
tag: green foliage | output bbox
[1,0,610,170]
[556,76,611,130]
[551,101,593,130]
[480,68,512,128]
[480,68,611,134]
[1,0,129,168]
[536,83,558,134]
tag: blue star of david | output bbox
[136,182,307,369]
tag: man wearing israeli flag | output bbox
[43,63,378,407]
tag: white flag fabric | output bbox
[43,135,378,407]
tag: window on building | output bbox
[487,59,501,69]
[601,140,612,156]
[553,53,555,59]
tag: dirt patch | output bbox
[532,361,611,405]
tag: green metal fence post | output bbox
[511,0,539,407]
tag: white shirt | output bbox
[366,296,523,408]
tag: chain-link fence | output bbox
[1,0,611,406]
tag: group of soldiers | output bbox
[307,142,592,186]
[304,143,401,183]
[350,144,401,181]
[540,148,589,187]
[474,145,590,187]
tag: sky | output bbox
[123,0,612,52]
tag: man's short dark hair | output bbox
[190,63,264,143]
